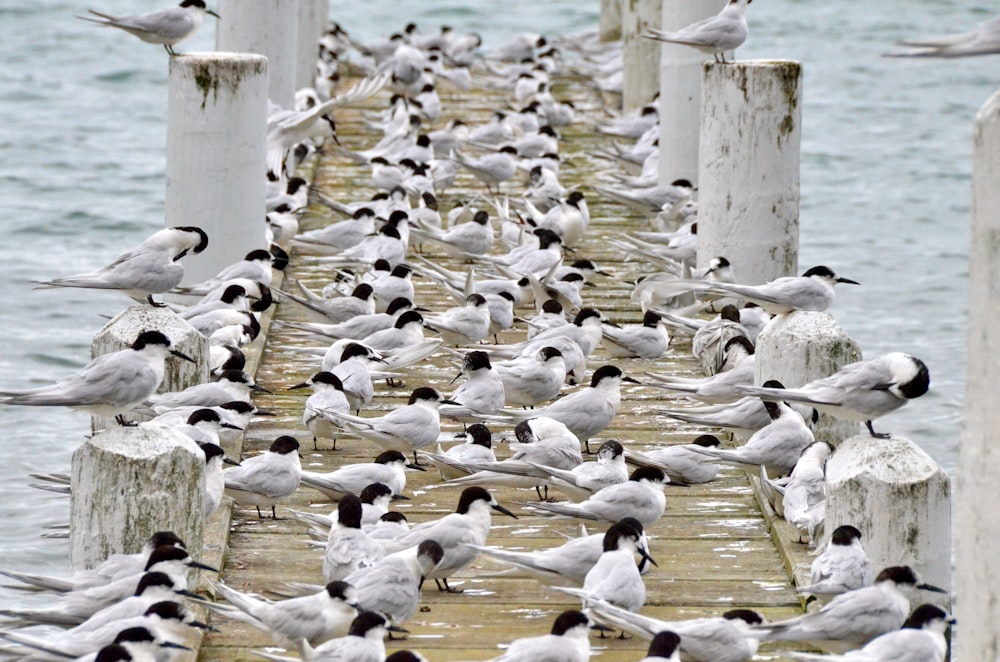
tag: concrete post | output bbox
[754,312,862,445]
[697,61,801,285]
[955,88,1000,659]
[621,0,662,111]
[216,0,299,107]
[166,53,268,288]
[91,306,209,431]
[296,0,328,90]
[599,0,622,42]
[70,425,205,571]
[826,435,951,601]
[658,0,728,185]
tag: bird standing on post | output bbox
[78,0,220,56]
[643,0,751,64]
[0,330,194,425]
[34,226,208,306]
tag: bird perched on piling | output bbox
[78,0,220,55]
[34,226,208,306]
[643,0,751,63]
[0,330,193,425]
[736,353,930,437]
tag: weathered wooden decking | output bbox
[198,61,808,661]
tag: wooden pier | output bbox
[197,64,809,660]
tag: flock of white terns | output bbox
[0,1,960,660]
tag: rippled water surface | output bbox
[0,0,989,599]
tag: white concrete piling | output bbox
[657,0,727,185]
[825,435,951,599]
[621,0,662,111]
[955,88,1000,659]
[166,53,268,288]
[599,0,622,42]
[296,0,329,91]
[697,60,801,285]
[70,425,205,570]
[753,312,862,445]
[216,0,300,108]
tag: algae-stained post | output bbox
[166,53,268,289]
[697,60,802,286]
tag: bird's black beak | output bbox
[917,583,947,593]
[288,382,310,390]
[440,399,462,406]
[207,9,221,19]
[623,376,642,385]
[837,277,860,285]
[251,384,272,394]
[449,371,463,385]
[603,320,621,328]
[171,350,196,363]
[391,493,411,501]
[639,547,658,568]
[405,462,427,471]
[223,457,242,466]
[221,422,244,431]
[187,560,220,572]
[492,503,518,519]
[160,641,193,651]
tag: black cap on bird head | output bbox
[268,436,300,454]
[550,610,590,635]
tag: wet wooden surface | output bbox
[198,60,811,661]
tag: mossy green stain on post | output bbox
[194,64,219,110]
[192,59,265,110]
[774,61,801,147]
